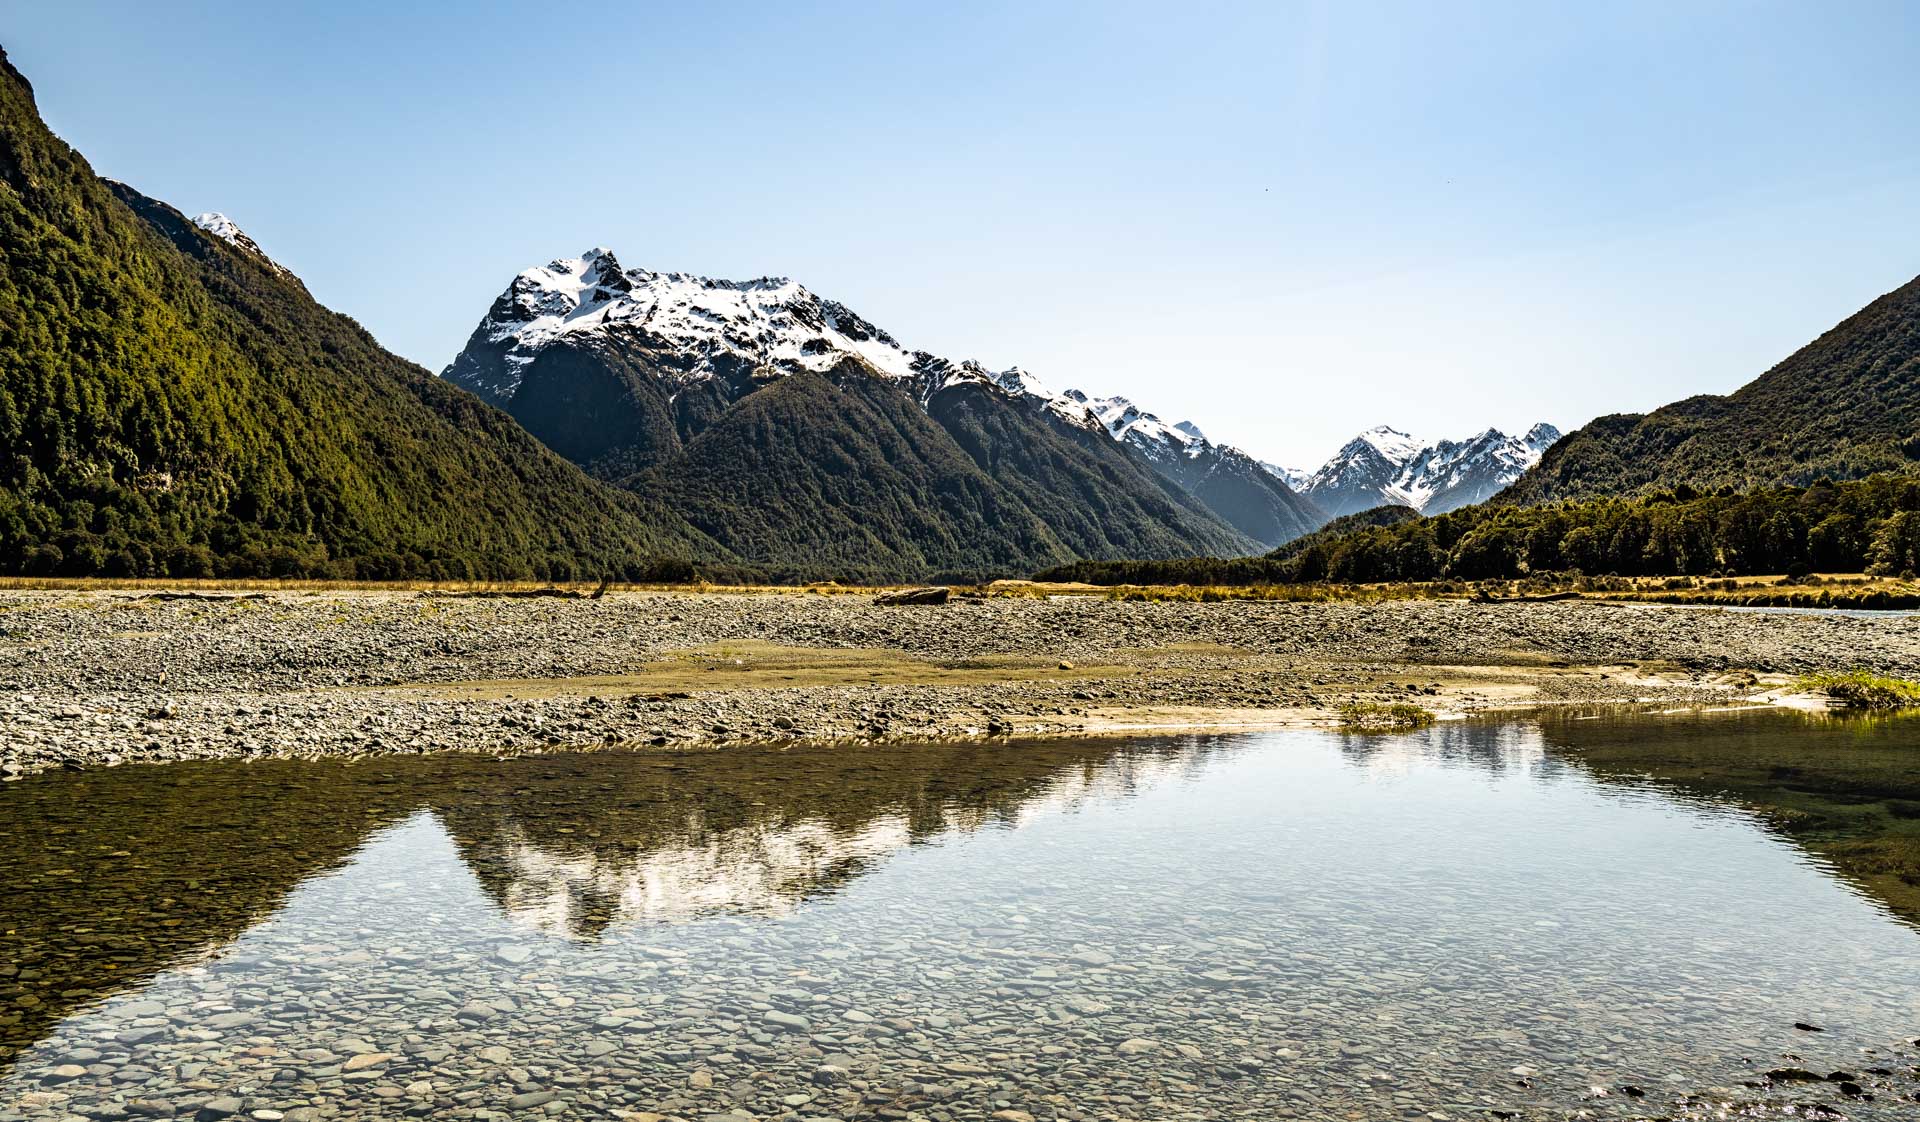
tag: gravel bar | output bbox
[3,591,1916,775]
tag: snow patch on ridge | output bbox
[191,212,289,276]
[1262,461,1314,493]
[1080,396,1210,461]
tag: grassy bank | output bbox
[1798,671,1920,710]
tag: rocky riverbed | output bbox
[3,589,1917,775]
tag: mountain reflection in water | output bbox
[0,737,1221,1061]
[444,742,1217,936]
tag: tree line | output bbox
[1036,475,1920,586]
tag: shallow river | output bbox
[4,709,1918,1120]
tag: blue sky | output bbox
[10,1,1919,466]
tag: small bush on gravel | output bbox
[1338,702,1437,731]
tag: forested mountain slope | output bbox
[0,47,719,580]
[1502,276,1920,504]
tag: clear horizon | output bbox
[10,1,1919,468]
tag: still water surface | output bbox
[4,710,1918,1120]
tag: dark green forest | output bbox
[600,369,1259,584]
[1036,475,1920,585]
[0,48,723,581]
[633,370,1077,584]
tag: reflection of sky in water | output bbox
[8,715,1920,1120]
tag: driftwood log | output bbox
[1472,590,1580,604]
[873,586,951,606]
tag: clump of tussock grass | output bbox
[1798,671,1920,711]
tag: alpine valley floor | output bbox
[4,590,1918,776]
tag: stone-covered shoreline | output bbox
[3,590,1917,776]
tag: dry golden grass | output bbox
[363,641,1135,700]
[1601,577,1920,610]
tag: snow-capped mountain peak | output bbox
[449,247,1249,450]
[988,364,1060,402]
[452,248,922,404]
[1523,422,1562,454]
[191,212,289,276]
[1298,426,1424,501]
[1354,425,1425,463]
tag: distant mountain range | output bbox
[442,248,1321,568]
[9,37,1916,585]
[1271,423,1562,519]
